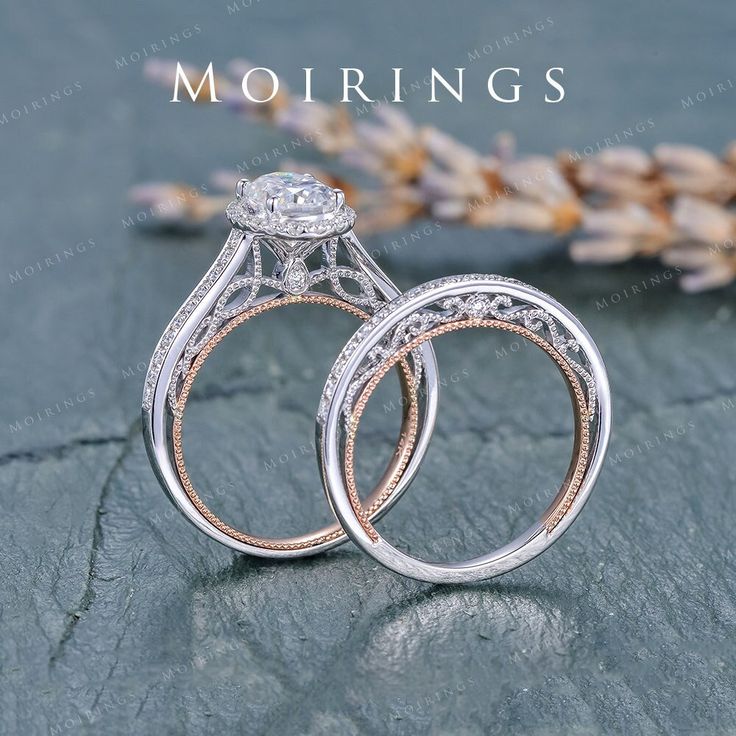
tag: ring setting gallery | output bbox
[142,171,439,558]
[142,170,611,581]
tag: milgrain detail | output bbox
[141,230,386,415]
[344,369,420,544]
[337,291,596,425]
[318,274,609,582]
[142,228,244,412]
[320,275,542,423]
[144,173,443,559]
[171,294,420,551]
[343,318,592,537]
[160,237,385,417]
[226,193,355,238]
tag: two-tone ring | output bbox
[142,172,438,557]
[317,274,611,583]
[143,171,611,581]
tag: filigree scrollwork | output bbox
[166,234,389,413]
[321,239,382,311]
[167,241,264,412]
[341,290,597,424]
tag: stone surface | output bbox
[245,172,336,217]
[1,1,735,735]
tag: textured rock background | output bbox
[1,2,734,734]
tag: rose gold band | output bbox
[343,318,591,541]
[172,294,420,551]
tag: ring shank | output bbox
[173,294,422,552]
[344,318,591,550]
[319,275,610,584]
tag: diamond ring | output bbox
[142,172,439,557]
[318,274,612,582]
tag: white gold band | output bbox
[142,174,439,557]
[317,274,611,582]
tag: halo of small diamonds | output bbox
[226,172,356,239]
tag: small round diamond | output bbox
[282,259,310,294]
[465,295,489,317]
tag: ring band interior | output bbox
[341,317,592,564]
[172,294,423,551]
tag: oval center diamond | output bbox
[246,172,336,218]
[226,170,355,238]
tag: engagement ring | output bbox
[142,172,439,557]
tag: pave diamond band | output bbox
[143,171,610,579]
[317,275,612,583]
[142,172,438,558]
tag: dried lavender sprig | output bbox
[136,59,736,291]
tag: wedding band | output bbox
[142,172,438,557]
[318,274,611,582]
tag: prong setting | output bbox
[235,178,249,198]
[226,171,356,239]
